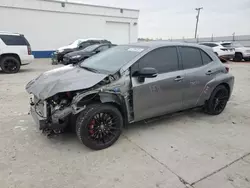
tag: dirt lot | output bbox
[0,59,250,188]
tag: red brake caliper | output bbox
[88,119,95,135]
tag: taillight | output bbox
[27,46,32,55]
[225,66,229,73]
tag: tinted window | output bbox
[0,35,29,46]
[138,47,179,74]
[79,42,91,49]
[200,50,212,64]
[180,47,203,69]
[97,45,110,52]
[83,44,100,52]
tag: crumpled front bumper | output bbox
[30,105,70,130]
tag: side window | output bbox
[200,50,213,64]
[79,42,90,49]
[180,47,203,69]
[137,47,179,74]
[97,45,109,52]
[0,35,28,46]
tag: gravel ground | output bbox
[0,59,250,188]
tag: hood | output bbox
[65,50,93,58]
[26,65,107,100]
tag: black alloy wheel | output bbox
[76,104,123,150]
[211,89,229,114]
[88,113,120,143]
[204,85,229,115]
[0,56,21,73]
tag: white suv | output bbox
[0,32,34,73]
[200,42,235,60]
[220,42,250,62]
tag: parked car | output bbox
[26,42,234,150]
[0,31,33,73]
[63,43,116,65]
[52,39,111,63]
[220,42,250,62]
[200,42,235,60]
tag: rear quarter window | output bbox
[200,50,213,64]
[0,35,30,46]
[180,47,203,69]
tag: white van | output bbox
[0,31,34,73]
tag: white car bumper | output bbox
[217,51,234,59]
[21,55,34,65]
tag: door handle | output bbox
[174,76,184,81]
[206,70,213,75]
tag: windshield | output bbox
[82,44,100,52]
[70,39,84,47]
[221,42,243,48]
[80,45,147,74]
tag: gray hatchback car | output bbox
[26,42,234,150]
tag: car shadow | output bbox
[0,68,34,74]
[48,108,208,149]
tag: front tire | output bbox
[0,56,21,73]
[76,104,123,150]
[204,85,229,115]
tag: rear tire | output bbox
[0,56,21,73]
[76,104,123,150]
[204,85,229,115]
[233,53,243,62]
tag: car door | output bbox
[179,46,216,109]
[131,46,185,122]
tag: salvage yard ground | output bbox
[0,59,250,188]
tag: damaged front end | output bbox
[27,67,132,132]
[29,92,76,131]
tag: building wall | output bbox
[0,0,139,58]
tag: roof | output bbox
[129,41,205,48]
[0,31,21,36]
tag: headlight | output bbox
[71,55,81,59]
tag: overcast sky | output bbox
[78,0,250,39]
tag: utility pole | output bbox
[232,32,235,41]
[194,7,203,39]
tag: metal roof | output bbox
[129,41,205,48]
[0,31,21,35]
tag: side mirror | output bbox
[136,67,157,82]
[138,67,157,78]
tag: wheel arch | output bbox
[0,53,21,63]
[75,92,129,127]
[218,82,230,94]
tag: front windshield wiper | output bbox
[79,65,100,73]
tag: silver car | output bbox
[26,42,234,150]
